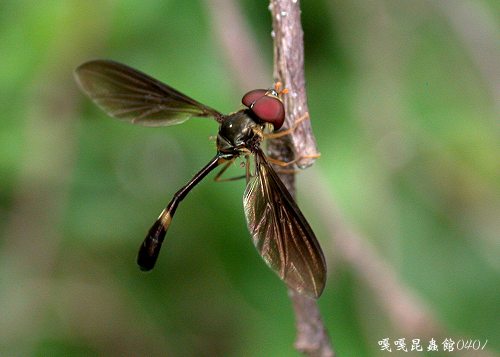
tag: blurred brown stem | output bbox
[268,1,334,356]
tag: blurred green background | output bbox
[0,1,498,356]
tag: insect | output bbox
[74,60,326,298]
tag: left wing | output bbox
[74,60,223,126]
[243,149,326,298]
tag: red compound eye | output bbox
[242,89,268,107]
[251,95,285,130]
[242,88,286,129]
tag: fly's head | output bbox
[241,83,287,130]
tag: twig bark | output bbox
[269,1,319,172]
[268,1,334,356]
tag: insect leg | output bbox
[264,112,311,139]
[213,157,254,182]
[214,158,244,182]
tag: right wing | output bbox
[243,149,326,298]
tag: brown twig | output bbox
[203,1,332,354]
[268,1,334,356]
[268,1,319,172]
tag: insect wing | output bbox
[243,150,326,298]
[74,60,223,126]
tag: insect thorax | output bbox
[217,110,263,155]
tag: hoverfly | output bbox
[74,60,326,298]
